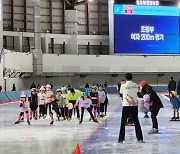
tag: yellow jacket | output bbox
[66,89,83,104]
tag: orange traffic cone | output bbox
[74,144,81,154]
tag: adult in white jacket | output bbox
[118,73,144,143]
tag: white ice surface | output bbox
[0,94,179,154]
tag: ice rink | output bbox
[0,94,180,154]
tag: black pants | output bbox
[127,114,134,124]
[100,103,104,113]
[104,102,108,115]
[53,107,60,116]
[64,106,68,118]
[60,107,64,117]
[69,100,76,116]
[45,103,51,115]
[97,106,100,115]
[119,106,143,141]
[39,105,45,116]
[80,107,97,123]
[76,106,80,118]
[151,108,160,129]
[68,109,73,119]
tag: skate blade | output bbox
[148,132,161,134]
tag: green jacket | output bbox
[56,95,65,108]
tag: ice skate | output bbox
[34,117,38,120]
[94,120,98,123]
[138,140,145,143]
[170,117,176,121]
[118,140,124,144]
[175,116,180,121]
[50,121,54,125]
[14,121,20,125]
[148,128,160,134]
[39,115,41,119]
[100,114,104,118]
[20,117,24,122]
[43,115,47,119]
[27,120,30,125]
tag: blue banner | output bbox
[114,4,179,54]
[114,4,179,16]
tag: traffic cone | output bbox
[74,143,81,154]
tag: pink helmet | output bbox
[139,80,147,87]
[21,92,27,98]
[31,88,36,92]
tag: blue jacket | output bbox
[170,96,180,109]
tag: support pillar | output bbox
[14,32,23,52]
[0,0,4,90]
[65,10,78,54]
[33,0,43,76]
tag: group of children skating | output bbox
[14,84,109,126]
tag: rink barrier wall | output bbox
[0,86,168,104]
[79,86,168,93]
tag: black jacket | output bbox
[168,80,176,91]
[140,85,163,111]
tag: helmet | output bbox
[83,91,88,96]
[56,89,61,92]
[99,84,103,87]
[40,87,45,91]
[46,84,51,88]
[171,91,177,96]
[61,86,67,91]
[31,88,36,92]
[139,80,147,87]
[91,86,97,90]
[21,92,27,98]
[70,88,75,94]
[67,85,72,90]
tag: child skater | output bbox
[49,94,61,125]
[14,92,30,125]
[38,87,46,119]
[98,85,106,118]
[76,92,98,124]
[45,84,53,117]
[61,86,68,120]
[29,88,38,120]
[170,91,180,121]
[56,89,66,120]
[89,86,100,120]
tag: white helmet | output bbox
[56,89,61,92]
[61,86,67,91]
[40,87,45,91]
[46,84,51,89]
